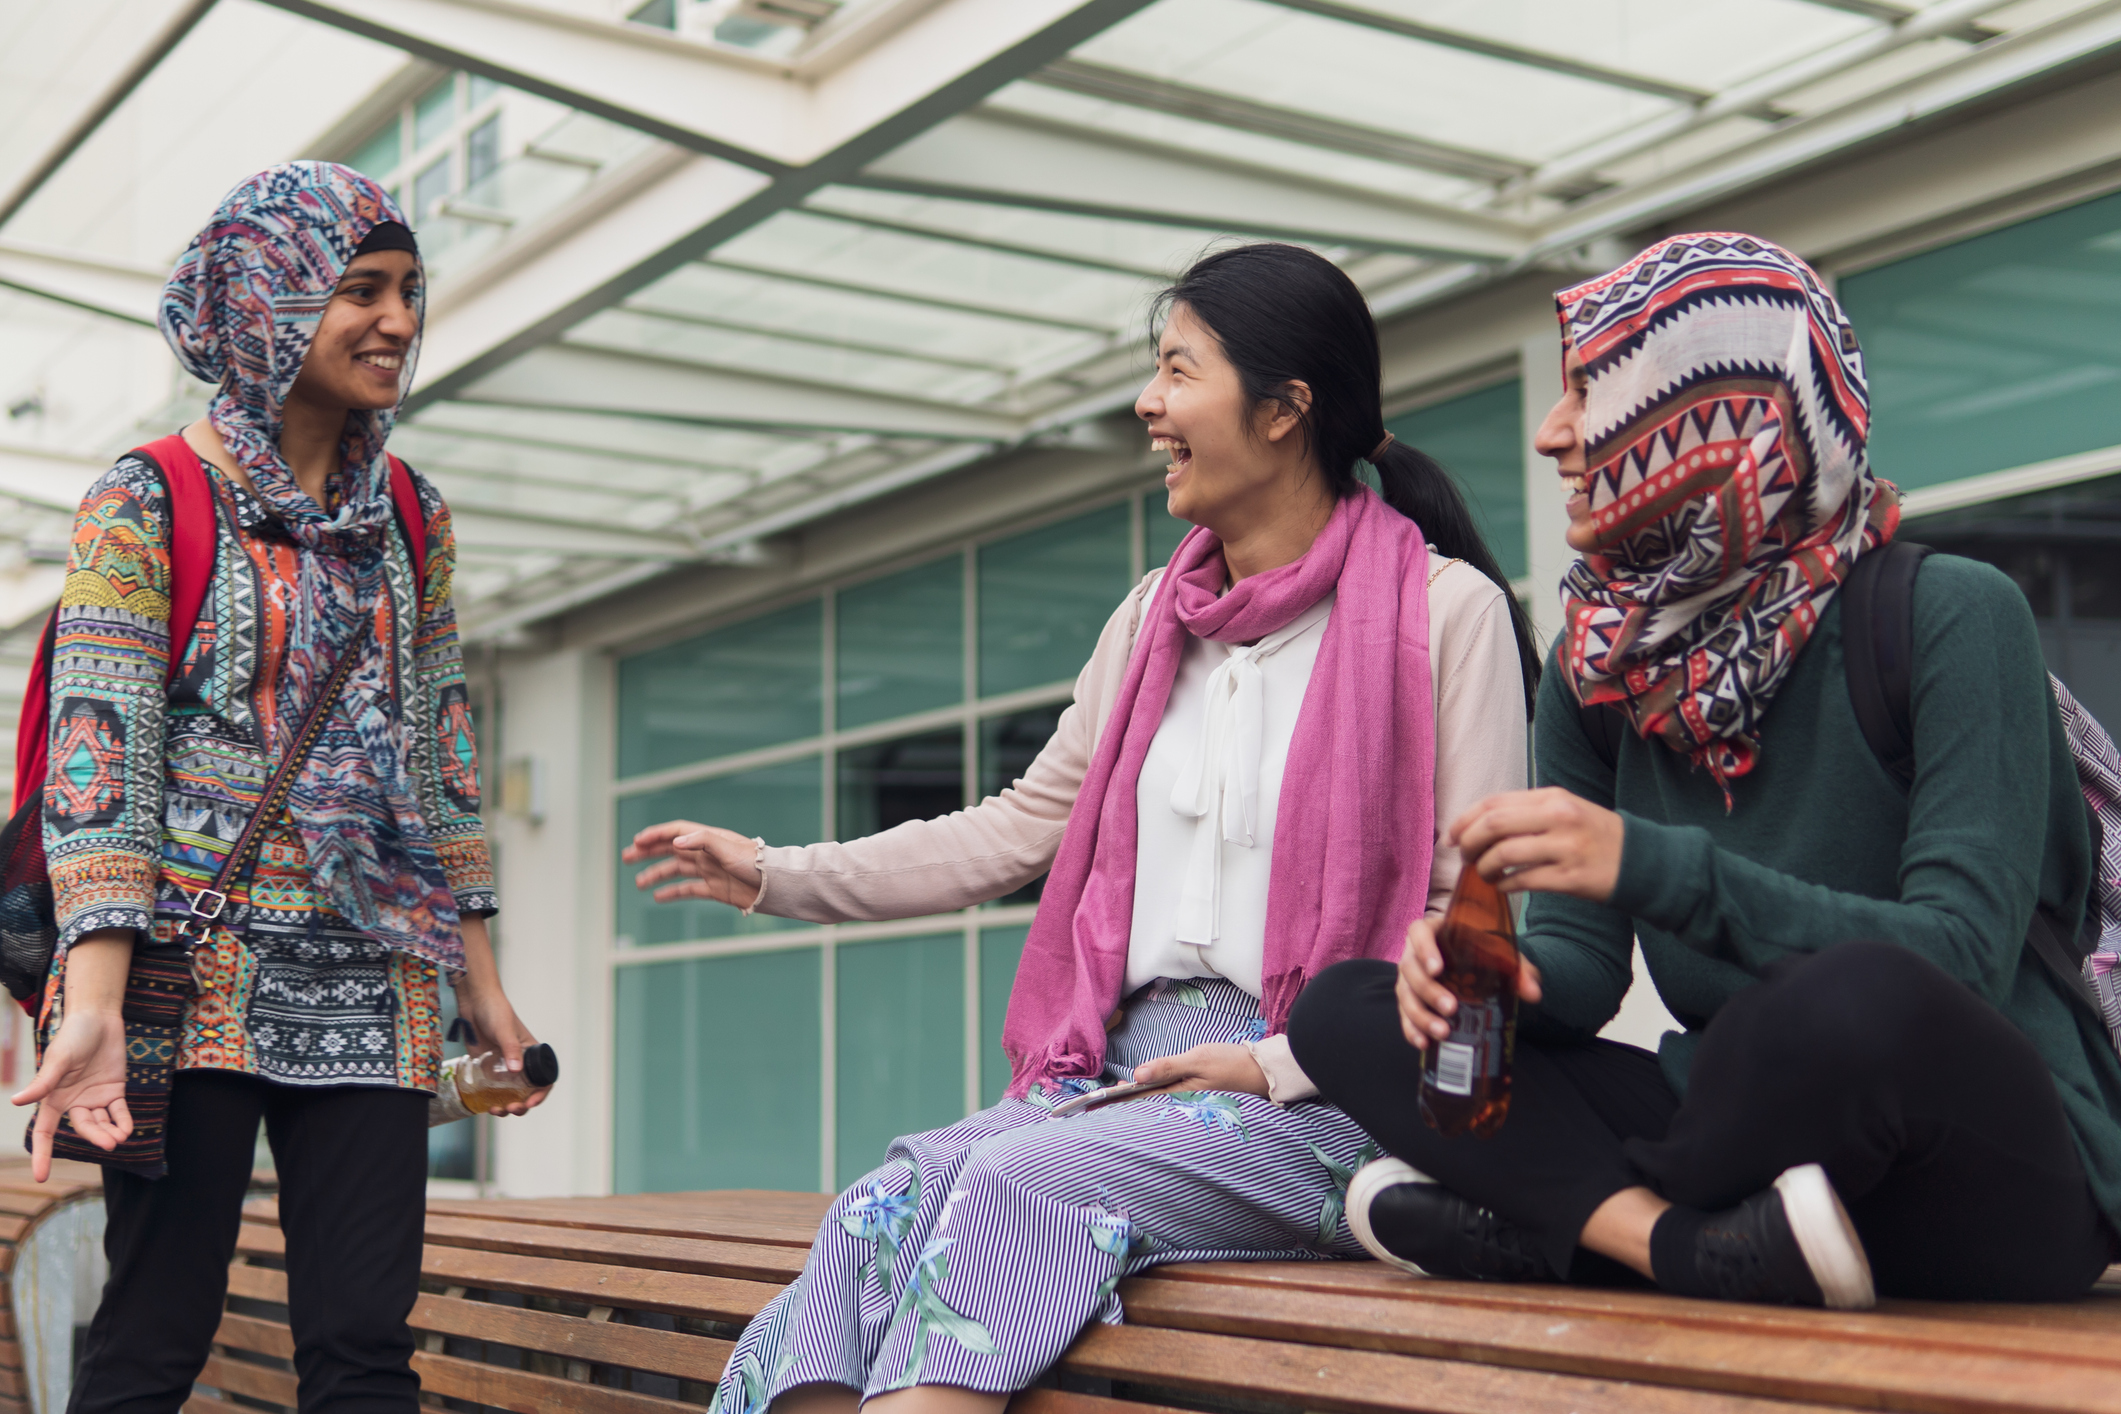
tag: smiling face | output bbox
[1535,346,1597,551]
[1134,301,1310,535]
[286,249,421,417]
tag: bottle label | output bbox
[1434,996,1505,1095]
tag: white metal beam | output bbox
[0,0,221,227]
[454,344,1026,441]
[444,507,696,558]
[0,243,165,328]
[1525,0,2121,261]
[1515,0,2013,200]
[384,0,1160,408]
[856,110,1531,261]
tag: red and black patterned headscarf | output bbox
[1555,232,1899,800]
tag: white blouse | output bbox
[1123,560,1528,1002]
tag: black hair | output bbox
[1152,242,1541,716]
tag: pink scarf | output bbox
[1002,487,1436,1098]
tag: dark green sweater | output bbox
[1522,553,2121,1230]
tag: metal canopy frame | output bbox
[3,0,2118,640]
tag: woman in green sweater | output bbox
[1289,232,2121,1307]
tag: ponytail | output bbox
[1370,441,1542,718]
[1154,243,1542,717]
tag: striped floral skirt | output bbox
[712,977,1379,1410]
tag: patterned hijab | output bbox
[1554,232,1899,799]
[159,162,463,971]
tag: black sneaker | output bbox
[1345,1157,1554,1282]
[1676,1164,1875,1310]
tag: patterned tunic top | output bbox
[43,453,495,1091]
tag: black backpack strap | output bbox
[1577,699,1627,773]
[1841,540,1932,787]
[2028,906,2105,1019]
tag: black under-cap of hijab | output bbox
[353,220,419,258]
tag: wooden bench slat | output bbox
[419,1244,783,1322]
[1146,1258,2121,1350]
[1060,1323,1856,1414]
[410,1294,734,1384]
[420,1214,808,1283]
[226,1262,286,1303]
[197,1353,297,1407]
[420,1198,825,1250]
[216,1312,293,1361]
[218,1295,733,1386]
[1118,1273,2121,1413]
[411,1348,704,1414]
[238,1204,806,1283]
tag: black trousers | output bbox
[1289,940,2116,1300]
[68,1070,430,1414]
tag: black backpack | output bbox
[1577,540,2111,1022]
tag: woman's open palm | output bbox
[13,1011,132,1181]
[622,820,763,910]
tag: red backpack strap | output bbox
[386,454,429,588]
[131,433,219,685]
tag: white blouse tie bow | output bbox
[1168,596,1333,947]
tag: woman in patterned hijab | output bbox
[22,162,548,1412]
[1552,232,1898,796]
[1291,231,2120,1313]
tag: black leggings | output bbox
[69,1069,430,1414]
[1289,940,2115,1301]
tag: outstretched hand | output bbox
[621,820,763,910]
[13,1009,131,1182]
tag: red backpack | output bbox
[0,434,427,1012]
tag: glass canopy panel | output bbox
[1348,0,1878,94]
[383,423,752,502]
[0,0,194,209]
[805,188,1243,279]
[0,294,169,462]
[403,402,821,472]
[2,0,404,267]
[982,86,1489,210]
[632,261,1100,372]
[712,211,1156,331]
[1074,0,1678,168]
[565,308,1013,406]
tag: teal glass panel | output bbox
[617,600,822,777]
[350,121,401,182]
[615,757,820,946]
[838,728,962,841]
[834,932,965,1186]
[978,707,1062,906]
[413,156,452,218]
[614,948,821,1194]
[629,0,677,26]
[1388,381,1526,580]
[415,76,457,149]
[979,503,1132,698]
[465,115,501,188]
[836,556,963,730]
[468,73,501,107]
[1838,191,2121,491]
[1143,491,1191,570]
[979,926,1028,1107]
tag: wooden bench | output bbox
[164,1188,2121,1414]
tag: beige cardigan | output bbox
[751,559,1530,1100]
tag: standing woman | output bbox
[16,163,547,1412]
[624,243,1541,1414]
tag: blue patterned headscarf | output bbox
[158,162,462,972]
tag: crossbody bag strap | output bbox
[177,619,374,940]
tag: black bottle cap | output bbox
[522,1042,560,1089]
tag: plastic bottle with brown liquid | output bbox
[1418,852,1519,1138]
[452,1042,560,1114]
